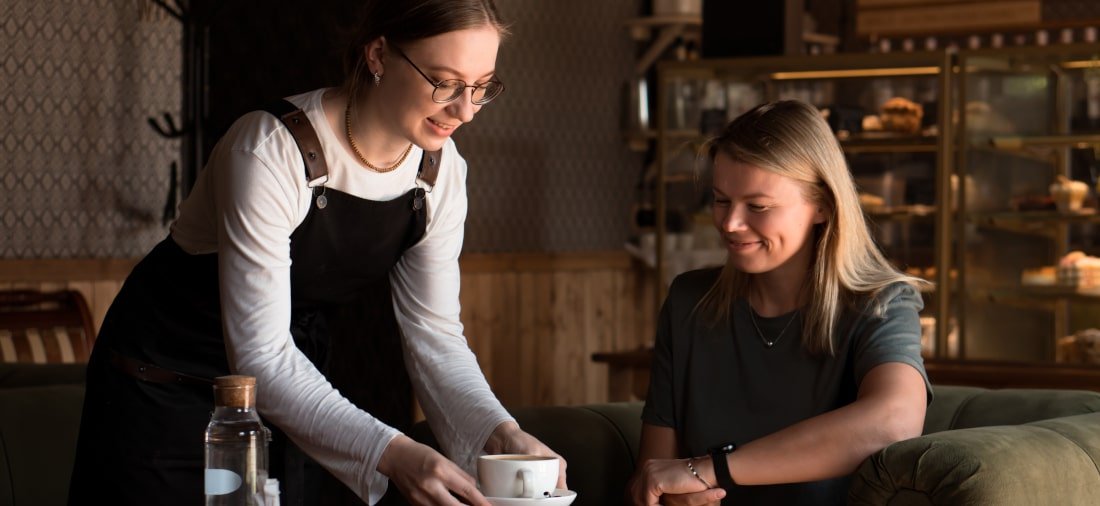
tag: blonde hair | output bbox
[696,100,929,355]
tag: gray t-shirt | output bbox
[641,268,932,505]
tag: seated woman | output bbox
[628,100,931,506]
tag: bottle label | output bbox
[205,468,243,495]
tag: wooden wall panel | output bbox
[457,263,656,408]
[0,253,657,408]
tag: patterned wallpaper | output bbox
[457,0,643,253]
[0,1,644,258]
[1,0,180,258]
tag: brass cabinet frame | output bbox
[649,45,1100,363]
[652,51,957,356]
[953,43,1100,362]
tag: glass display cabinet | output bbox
[954,44,1100,365]
[613,46,1100,394]
[641,51,955,356]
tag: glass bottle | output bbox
[1035,29,1049,46]
[205,375,270,505]
[990,33,1004,49]
[1060,28,1074,45]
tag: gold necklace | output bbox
[747,303,800,348]
[344,103,413,173]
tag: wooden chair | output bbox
[0,290,95,364]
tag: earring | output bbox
[373,72,381,86]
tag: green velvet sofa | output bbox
[413,386,1100,505]
[0,363,87,506]
[4,362,1100,505]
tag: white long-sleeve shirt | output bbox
[170,88,513,504]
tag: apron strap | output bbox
[262,99,330,188]
[263,98,442,189]
[417,148,443,188]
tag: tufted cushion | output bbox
[850,387,1100,505]
[850,412,1100,505]
[922,386,1100,433]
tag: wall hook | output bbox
[147,112,187,138]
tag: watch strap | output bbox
[710,443,738,491]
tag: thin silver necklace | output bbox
[747,304,799,348]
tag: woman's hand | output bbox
[378,435,490,505]
[484,421,568,490]
[628,458,725,505]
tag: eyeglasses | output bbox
[392,46,505,105]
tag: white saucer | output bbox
[485,489,577,506]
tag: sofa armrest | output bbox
[924,385,1100,433]
[0,384,86,506]
[849,412,1100,505]
[0,363,86,389]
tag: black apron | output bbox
[69,100,440,505]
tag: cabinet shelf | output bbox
[959,49,1100,365]
[968,210,1100,237]
[662,172,698,183]
[656,130,941,154]
[841,135,938,154]
[865,205,938,220]
[969,209,1097,221]
[625,16,702,76]
[625,15,703,35]
[974,286,1100,304]
[987,134,1100,151]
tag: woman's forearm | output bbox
[703,363,926,485]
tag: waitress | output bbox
[68,1,563,505]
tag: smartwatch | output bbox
[708,442,739,491]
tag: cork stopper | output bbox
[213,375,256,409]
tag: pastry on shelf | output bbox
[879,97,923,135]
[1049,175,1089,213]
[1056,328,1100,365]
[861,114,883,132]
[1060,250,1088,267]
[906,204,936,216]
[901,266,950,283]
[1010,193,1056,212]
[964,100,1015,135]
[1020,266,1057,286]
[858,192,886,211]
[1056,251,1100,289]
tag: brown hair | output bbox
[342,0,509,103]
[696,100,929,355]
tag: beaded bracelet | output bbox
[685,458,713,488]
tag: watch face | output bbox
[710,442,737,455]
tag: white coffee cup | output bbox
[477,454,559,499]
